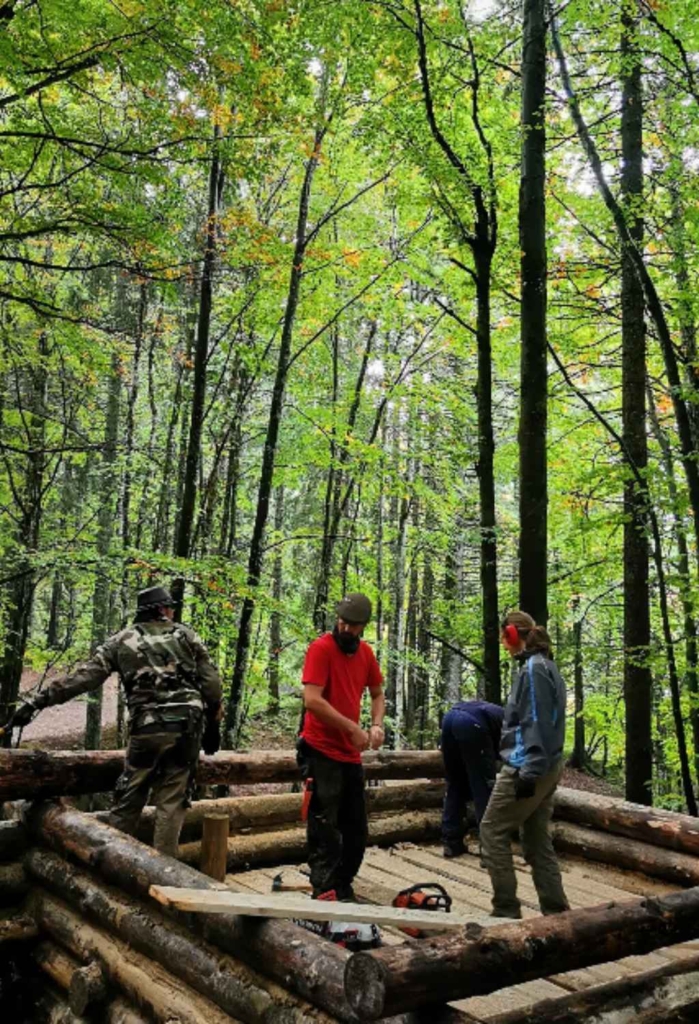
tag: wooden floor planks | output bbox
[226,838,693,1023]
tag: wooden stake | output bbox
[200,814,229,882]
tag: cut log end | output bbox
[344,951,388,1020]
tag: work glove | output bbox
[9,695,44,730]
[202,715,221,755]
[514,774,536,801]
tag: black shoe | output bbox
[335,883,356,902]
[443,842,466,859]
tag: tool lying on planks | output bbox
[294,889,382,951]
[271,871,313,893]
[392,882,452,938]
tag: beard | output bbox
[332,625,361,654]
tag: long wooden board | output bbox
[149,884,480,930]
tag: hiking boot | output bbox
[443,841,466,858]
[335,883,356,902]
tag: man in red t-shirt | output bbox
[297,592,385,900]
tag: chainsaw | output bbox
[392,882,452,938]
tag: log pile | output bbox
[22,801,379,1023]
[4,748,699,1023]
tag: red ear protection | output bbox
[504,623,520,646]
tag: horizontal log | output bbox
[0,860,28,905]
[0,748,444,801]
[343,886,699,1019]
[26,847,338,1024]
[486,951,699,1024]
[552,821,699,886]
[32,889,239,1024]
[0,907,38,943]
[179,809,442,870]
[136,781,446,843]
[24,802,358,1022]
[0,819,27,859]
[554,787,699,858]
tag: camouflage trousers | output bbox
[108,721,201,858]
[480,762,570,919]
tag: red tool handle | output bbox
[301,776,314,822]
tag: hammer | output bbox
[272,872,313,893]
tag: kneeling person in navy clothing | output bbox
[441,699,504,857]
[297,593,384,900]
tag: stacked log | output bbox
[551,821,699,887]
[24,802,361,1022]
[0,748,444,801]
[32,890,237,1024]
[27,847,339,1023]
[553,789,699,856]
[136,780,445,844]
[179,808,442,870]
[343,887,699,1019]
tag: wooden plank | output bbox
[363,848,521,918]
[557,853,678,898]
[454,979,569,1019]
[149,884,483,930]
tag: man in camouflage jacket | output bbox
[11,586,222,857]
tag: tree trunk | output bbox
[620,7,652,807]
[474,255,500,702]
[172,129,223,619]
[27,848,338,1024]
[86,353,121,751]
[567,609,585,769]
[268,485,283,714]
[647,388,699,789]
[344,886,699,1019]
[227,121,326,743]
[518,0,548,625]
[0,339,48,740]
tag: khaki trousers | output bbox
[480,762,570,918]
[108,727,200,858]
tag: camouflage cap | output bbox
[137,585,175,610]
[335,593,372,625]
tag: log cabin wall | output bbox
[0,750,699,1023]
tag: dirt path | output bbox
[19,669,120,750]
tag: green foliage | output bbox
[2,0,699,805]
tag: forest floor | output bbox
[17,669,622,797]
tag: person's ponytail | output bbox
[524,624,553,659]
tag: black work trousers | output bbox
[297,739,368,896]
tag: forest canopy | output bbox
[1,0,699,811]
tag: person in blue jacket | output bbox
[440,699,504,857]
[480,610,570,919]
